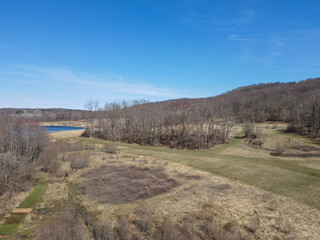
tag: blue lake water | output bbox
[43,126,84,133]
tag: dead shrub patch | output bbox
[80,165,178,203]
[290,144,320,152]
[211,184,231,191]
[102,143,118,154]
[176,173,202,180]
[281,152,320,158]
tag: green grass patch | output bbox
[0,223,20,235]
[18,182,48,208]
[36,173,47,182]
[0,215,26,235]
[0,182,48,236]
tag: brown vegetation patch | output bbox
[290,144,320,152]
[69,153,90,170]
[36,205,90,240]
[102,143,118,154]
[211,184,231,191]
[0,234,11,239]
[281,152,320,158]
[177,173,202,180]
[80,165,178,203]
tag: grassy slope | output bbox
[0,175,48,237]
[74,125,320,210]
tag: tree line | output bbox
[82,100,233,150]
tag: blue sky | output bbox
[1,0,320,109]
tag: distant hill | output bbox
[0,108,85,121]
[132,78,319,137]
[0,108,83,113]
[146,78,320,121]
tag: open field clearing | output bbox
[72,123,320,211]
[4,122,320,239]
[28,149,318,240]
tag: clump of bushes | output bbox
[243,122,265,148]
[38,142,92,175]
[37,144,62,176]
[36,205,90,240]
[243,122,255,138]
[70,153,90,170]
[273,143,286,156]
[102,143,118,154]
[243,122,262,139]
[88,205,243,240]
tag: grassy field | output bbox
[73,123,320,210]
[11,122,319,239]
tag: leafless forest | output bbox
[0,116,48,208]
[81,78,320,149]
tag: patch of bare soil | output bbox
[80,165,178,204]
[13,208,32,214]
[0,234,11,239]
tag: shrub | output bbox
[243,122,255,138]
[70,154,90,170]
[92,222,115,240]
[37,144,62,176]
[36,206,90,240]
[251,139,264,148]
[274,143,286,156]
[286,124,297,133]
[134,205,154,234]
[103,143,118,154]
[116,214,132,240]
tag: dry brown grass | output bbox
[35,122,320,240]
[80,164,178,204]
[36,205,90,240]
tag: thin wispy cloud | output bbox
[228,34,256,42]
[2,64,191,100]
[149,1,255,32]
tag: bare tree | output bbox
[84,99,99,137]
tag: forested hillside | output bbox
[145,78,320,136]
[82,78,320,149]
